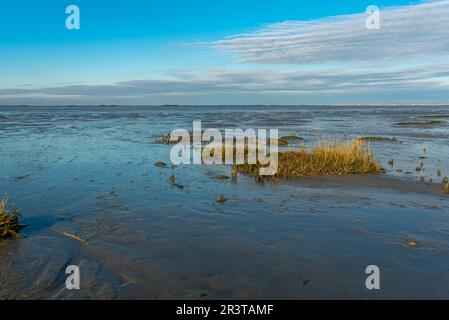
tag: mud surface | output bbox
[1,105,448,299]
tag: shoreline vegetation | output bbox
[154,129,449,188]
[423,115,449,119]
[155,133,304,146]
[356,136,401,143]
[0,196,25,240]
[156,133,382,178]
[394,120,444,126]
[278,135,304,145]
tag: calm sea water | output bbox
[0,105,448,299]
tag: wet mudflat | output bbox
[0,105,448,299]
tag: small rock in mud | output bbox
[231,167,238,181]
[216,195,226,203]
[406,239,418,248]
[300,279,311,287]
[154,162,167,167]
[11,175,30,182]
[185,289,209,299]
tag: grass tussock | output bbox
[236,139,382,178]
[0,196,25,240]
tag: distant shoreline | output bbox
[2,104,449,108]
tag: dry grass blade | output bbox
[54,228,88,243]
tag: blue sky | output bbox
[1,0,449,105]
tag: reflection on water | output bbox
[0,105,448,299]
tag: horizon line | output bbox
[1,104,449,108]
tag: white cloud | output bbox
[210,0,449,65]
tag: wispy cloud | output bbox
[210,0,449,65]
[2,64,449,105]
